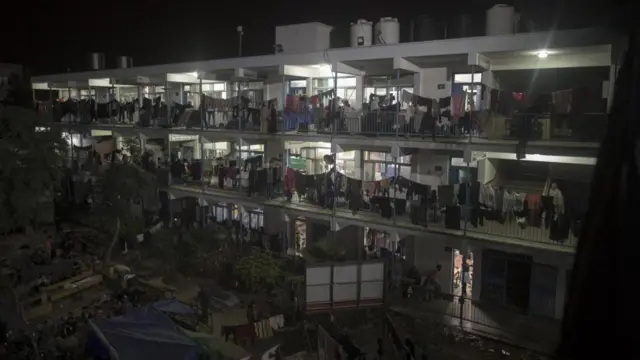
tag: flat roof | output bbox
[32,27,618,83]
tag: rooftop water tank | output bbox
[116,56,133,69]
[89,53,105,70]
[375,17,400,45]
[350,19,373,47]
[414,15,444,41]
[486,4,516,36]
[448,14,477,39]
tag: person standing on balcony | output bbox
[260,102,269,133]
[268,102,278,133]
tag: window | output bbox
[375,88,387,96]
[337,77,356,88]
[336,151,355,160]
[454,73,482,84]
[289,80,307,88]
[366,152,386,161]
[213,82,226,91]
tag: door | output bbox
[529,263,558,318]
[480,250,507,305]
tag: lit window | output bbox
[213,83,226,91]
[289,80,307,88]
[337,77,356,88]
[454,73,482,84]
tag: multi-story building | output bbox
[30,17,620,348]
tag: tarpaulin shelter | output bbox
[87,305,200,360]
[151,299,197,317]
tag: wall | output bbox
[264,207,286,236]
[166,82,183,104]
[473,242,574,320]
[409,150,450,187]
[413,68,450,99]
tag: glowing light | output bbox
[536,50,549,59]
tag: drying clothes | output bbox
[479,185,496,208]
[513,193,526,212]
[526,194,541,210]
[552,89,572,114]
[268,314,285,330]
[502,191,516,215]
[451,84,467,122]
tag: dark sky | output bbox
[2,0,613,75]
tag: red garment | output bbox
[526,194,541,209]
[285,167,295,191]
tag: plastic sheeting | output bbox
[90,306,199,360]
[152,299,197,317]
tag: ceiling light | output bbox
[536,50,549,59]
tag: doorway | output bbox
[452,249,473,297]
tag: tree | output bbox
[233,250,284,292]
[91,162,157,272]
[0,75,68,234]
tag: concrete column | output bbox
[264,207,285,236]
[554,268,568,319]
[471,247,482,301]
[287,219,296,254]
[355,75,364,109]
[265,138,285,163]
[306,77,313,95]
[193,137,202,160]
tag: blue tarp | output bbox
[151,299,197,317]
[90,306,200,360]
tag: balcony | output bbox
[168,157,587,251]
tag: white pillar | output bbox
[355,75,364,109]
[306,77,313,95]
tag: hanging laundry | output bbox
[451,84,467,122]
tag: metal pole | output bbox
[199,77,204,130]
[48,88,53,123]
[237,81,242,130]
[237,26,243,57]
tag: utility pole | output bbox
[237,26,243,57]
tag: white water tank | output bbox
[375,17,400,45]
[350,19,373,47]
[486,4,516,36]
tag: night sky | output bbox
[2,0,614,75]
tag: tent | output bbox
[151,299,197,317]
[88,306,200,360]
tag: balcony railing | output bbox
[169,171,580,249]
[36,100,606,144]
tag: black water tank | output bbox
[414,15,444,41]
[448,14,478,39]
